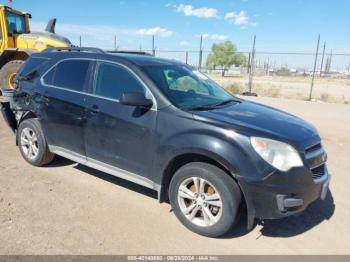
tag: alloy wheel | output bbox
[21,127,39,160]
[177,177,223,227]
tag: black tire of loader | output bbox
[0,60,25,95]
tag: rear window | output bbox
[43,60,91,92]
[17,57,49,78]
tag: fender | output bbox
[153,130,260,231]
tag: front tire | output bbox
[17,118,55,167]
[169,162,242,237]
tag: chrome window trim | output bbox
[40,57,158,111]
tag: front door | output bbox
[84,61,157,177]
[39,59,92,157]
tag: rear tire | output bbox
[17,118,55,167]
[0,60,25,92]
[169,162,242,237]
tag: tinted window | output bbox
[17,57,49,78]
[6,11,26,34]
[94,62,145,100]
[52,60,90,92]
[43,67,55,85]
[144,66,232,109]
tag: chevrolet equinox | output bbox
[0,47,330,237]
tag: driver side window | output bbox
[94,62,145,101]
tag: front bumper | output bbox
[239,165,330,220]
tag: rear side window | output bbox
[53,60,90,92]
[17,57,49,78]
[43,60,91,92]
[94,62,145,100]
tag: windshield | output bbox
[143,65,234,110]
[6,11,27,34]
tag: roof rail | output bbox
[107,50,152,56]
[43,47,106,54]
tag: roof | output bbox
[40,47,186,67]
[0,5,31,16]
[110,53,185,67]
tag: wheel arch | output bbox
[0,49,33,69]
[159,150,239,203]
[158,150,255,231]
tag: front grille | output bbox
[305,143,322,154]
[311,164,326,181]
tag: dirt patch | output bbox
[210,74,350,104]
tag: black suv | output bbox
[1,47,330,237]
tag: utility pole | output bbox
[152,35,156,56]
[309,34,320,101]
[266,58,270,76]
[185,51,189,65]
[247,52,251,74]
[79,36,82,47]
[319,41,326,77]
[114,35,117,51]
[248,35,256,94]
[198,35,203,71]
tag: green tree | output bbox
[206,41,246,77]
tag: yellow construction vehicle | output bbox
[0,4,71,92]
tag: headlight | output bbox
[250,137,303,172]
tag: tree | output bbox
[206,41,246,77]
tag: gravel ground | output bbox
[0,97,349,255]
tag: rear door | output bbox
[39,59,93,157]
[84,61,158,177]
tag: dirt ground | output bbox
[211,74,350,104]
[0,97,349,255]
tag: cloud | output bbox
[225,11,249,25]
[30,21,169,49]
[136,27,173,37]
[202,34,228,41]
[179,41,190,47]
[176,4,218,18]
[31,21,135,38]
[202,34,210,39]
[210,34,228,40]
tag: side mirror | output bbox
[120,92,153,108]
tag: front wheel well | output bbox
[160,153,236,203]
[19,111,37,124]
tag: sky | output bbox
[3,0,350,70]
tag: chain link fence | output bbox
[75,35,350,104]
[151,49,350,104]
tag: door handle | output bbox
[89,105,100,114]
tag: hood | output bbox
[193,100,320,147]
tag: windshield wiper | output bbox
[186,99,242,111]
[211,98,242,108]
[186,105,217,111]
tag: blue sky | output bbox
[3,0,350,69]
